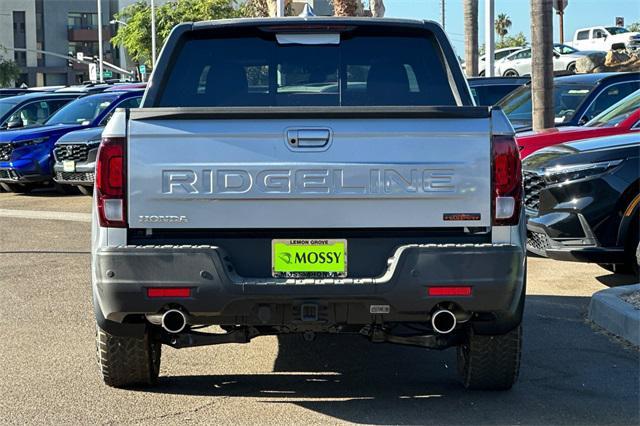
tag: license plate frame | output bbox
[272,239,347,278]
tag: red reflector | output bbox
[428,286,472,296]
[147,288,191,298]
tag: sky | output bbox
[383,0,640,55]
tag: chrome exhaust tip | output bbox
[161,309,187,334]
[431,309,457,334]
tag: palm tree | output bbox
[531,0,554,131]
[370,0,385,17]
[333,0,358,16]
[495,13,512,44]
[463,0,479,77]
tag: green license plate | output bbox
[272,239,347,278]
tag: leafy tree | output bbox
[496,32,528,49]
[494,13,512,44]
[332,0,358,16]
[112,0,243,65]
[627,21,640,32]
[0,46,20,88]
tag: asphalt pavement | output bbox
[0,190,638,425]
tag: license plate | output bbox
[272,239,347,278]
[63,160,75,172]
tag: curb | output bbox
[588,284,640,347]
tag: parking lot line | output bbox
[0,208,91,223]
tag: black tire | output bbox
[96,324,161,388]
[503,69,519,77]
[77,185,93,195]
[566,62,577,73]
[457,325,522,390]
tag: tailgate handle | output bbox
[287,129,330,148]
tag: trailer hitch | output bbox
[160,327,260,349]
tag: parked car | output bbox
[499,72,640,131]
[467,77,529,106]
[517,89,640,157]
[569,26,640,52]
[495,44,597,77]
[460,47,521,76]
[524,133,639,273]
[0,89,143,193]
[0,92,82,131]
[93,18,526,391]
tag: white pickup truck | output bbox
[570,26,640,52]
[92,18,526,390]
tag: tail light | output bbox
[492,135,522,226]
[96,137,127,228]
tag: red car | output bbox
[517,89,640,158]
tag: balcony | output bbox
[67,26,110,42]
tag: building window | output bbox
[13,11,27,66]
[15,52,27,67]
[68,12,98,30]
[68,41,99,58]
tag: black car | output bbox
[499,72,640,131]
[467,77,529,106]
[523,133,639,273]
[0,92,83,130]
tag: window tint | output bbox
[157,34,457,107]
[499,83,593,127]
[593,29,606,39]
[582,82,640,122]
[472,84,522,106]
[576,30,589,40]
[495,49,515,60]
[99,96,142,126]
[3,99,71,128]
[46,94,117,126]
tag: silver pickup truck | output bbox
[92,18,526,390]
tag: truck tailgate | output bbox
[127,108,492,229]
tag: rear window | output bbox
[156,33,457,107]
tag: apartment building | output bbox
[0,0,119,87]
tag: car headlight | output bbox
[544,159,623,183]
[19,137,49,147]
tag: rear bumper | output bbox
[93,243,526,335]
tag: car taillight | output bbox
[96,137,127,228]
[492,134,522,226]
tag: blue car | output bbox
[0,89,143,193]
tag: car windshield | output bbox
[0,99,18,119]
[499,83,593,127]
[554,44,578,54]
[605,27,629,35]
[45,94,117,125]
[586,89,640,127]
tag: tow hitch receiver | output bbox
[160,327,259,349]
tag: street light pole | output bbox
[151,0,157,67]
[485,0,495,77]
[97,0,104,82]
[276,0,285,17]
[440,0,445,30]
